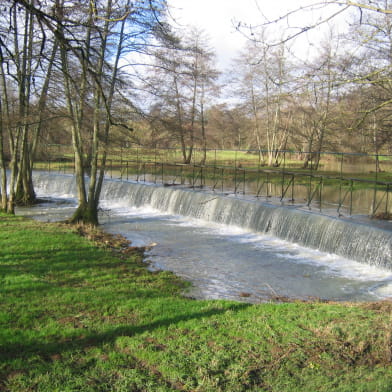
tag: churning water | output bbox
[17,172,392,303]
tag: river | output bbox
[16,172,392,303]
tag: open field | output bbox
[1,214,392,391]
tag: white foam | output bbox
[371,283,392,298]
[143,211,392,286]
[47,190,392,289]
[100,201,165,219]
[36,191,76,199]
[33,174,392,299]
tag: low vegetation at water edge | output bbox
[1,214,392,391]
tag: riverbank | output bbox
[1,214,392,391]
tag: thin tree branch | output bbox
[346,1,392,14]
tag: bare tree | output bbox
[147,27,218,164]
[346,0,392,159]
[0,0,59,212]
[296,33,345,169]
[234,0,392,163]
[237,1,392,49]
[231,33,293,166]
[9,0,171,224]
[56,0,169,224]
[206,104,251,150]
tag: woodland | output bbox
[1,0,392,223]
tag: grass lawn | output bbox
[1,214,392,391]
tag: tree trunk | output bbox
[199,84,207,165]
[59,2,90,223]
[0,99,7,211]
[69,199,99,226]
[13,1,36,206]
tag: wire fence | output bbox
[40,145,392,219]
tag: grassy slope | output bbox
[1,214,392,392]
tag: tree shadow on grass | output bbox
[0,302,250,363]
[0,247,128,281]
[0,251,176,303]
[0,242,252,372]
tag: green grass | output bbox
[2,214,392,391]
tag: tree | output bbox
[346,0,392,160]
[147,27,218,163]
[294,32,345,169]
[7,0,171,224]
[56,0,170,224]
[235,0,392,163]
[231,33,293,166]
[206,104,251,150]
[237,1,392,49]
[0,0,59,212]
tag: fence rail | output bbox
[40,145,392,219]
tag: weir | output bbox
[32,172,392,269]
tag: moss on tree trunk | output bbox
[69,201,99,226]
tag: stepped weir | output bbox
[33,172,392,269]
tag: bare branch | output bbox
[346,1,392,14]
[238,0,392,48]
[237,1,351,47]
[89,0,131,22]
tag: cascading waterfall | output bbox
[32,172,392,269]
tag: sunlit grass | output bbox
[1,214,392,391]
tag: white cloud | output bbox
[167,0,351,70]
[167,0,261,70]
